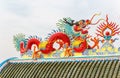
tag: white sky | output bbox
[0,0,120,63]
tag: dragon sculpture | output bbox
[13,13,106,57]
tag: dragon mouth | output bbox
[82,25,86,28]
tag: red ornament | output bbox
[105,31,110,36]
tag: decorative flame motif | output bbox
[96,15,120,37]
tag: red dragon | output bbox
[18,13,104,55]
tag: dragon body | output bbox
[20,38,40,54]
[19,32,70,54]
[40,32,70,54]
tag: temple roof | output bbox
[0,57,120,78]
